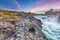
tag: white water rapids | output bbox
[34,16,60,40]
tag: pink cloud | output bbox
[28,1,60,12]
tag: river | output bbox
[34,16,60,40]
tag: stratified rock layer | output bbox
[0,17,47,40]
[14,17,47,40]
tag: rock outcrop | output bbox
[0,17,47,40]
[14,17,47,40]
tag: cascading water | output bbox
[34,16,60,40]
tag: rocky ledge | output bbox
[0,17,47,40]
[13,17,47,40]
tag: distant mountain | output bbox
[45,9,60,15]
[53,9,60,12]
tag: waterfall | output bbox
[34,16,60,40]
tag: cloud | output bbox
[27,1,60,12]
[13,0,20,10]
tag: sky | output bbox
[0,0,60,12]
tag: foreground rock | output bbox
[14,17,47,40]
[0,17,47,40]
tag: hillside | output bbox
[0,9,48,40]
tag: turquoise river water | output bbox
[35,16,60,40]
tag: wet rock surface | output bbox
[0,17,47,40]
[14,17,47,40]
